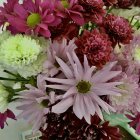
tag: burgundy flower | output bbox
[4,0,61,37]
[55,0,85,26]
[127,113,140,135]
[135,0,140,7]
[103,0,118,6]
[75,29,112,68]
[40,108,122,140]
[78,0,106,24]
[50,20,79,40]
[0,109,16,129]
[104,14,133,46]
[0,0,18,26]
[117,0,134,9]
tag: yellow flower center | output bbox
[61,0,69,8]
[27,13,41,28]
[76,80,91,94]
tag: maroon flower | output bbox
[117,0,134,9]
[55,0,85,26]
[40,108,122,140]
[50,20,79,40]
[75,29,112,68]
[135,0,140,7]
[78,0,106,24]
[103,0,118,6]
[0,109,16,129]
[104,14,133,46]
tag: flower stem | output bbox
[0,77,29,82]
[4,70,18,77]
[120,124,140,140]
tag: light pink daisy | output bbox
[46,51,123,124]
[16,75,59,131]
[43,38,76,77]
[109,73,139,113]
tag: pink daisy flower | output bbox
[43,38,76,77]
[5,0,61,37]
[17,75,59,131]
[109,73,139,113]
[46,51,123,124]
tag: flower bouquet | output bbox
[0,0,140,139]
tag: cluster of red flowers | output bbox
[0,0,133,69]
[40,108,122,140]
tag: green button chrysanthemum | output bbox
[0,35,41,69]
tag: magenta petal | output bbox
[6,15,28,32]
[69,11,85,25]
[136,122,140,135]
[0,113,7,129]
[23,0,37,12]
[7,109,16,120]
[44,14,55,23]
[14,4,28,19]
[37,24,51,37]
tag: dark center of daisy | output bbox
[76,80,91,94]
[54,61,60,68]
[27,13,41,28]
[41,99,49,107]
[61,0,69,8]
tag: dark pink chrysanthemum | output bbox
[78,0,106,24]
[50,20,79,40]
[104,14,133,46]
[75,29,112,68]
[103,0,118,6]
[0,0,18,26]
[0,109,16,129]
[4,0,61,37]
[55,0,85,25]
[117,0,134,9]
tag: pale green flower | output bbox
[17,54,47,78]
[0,34,49,78]
[0,83,9,113]
[0,35,41,69]
[133,46,140,62]
[111,7,140,19]
[0,31,11,45]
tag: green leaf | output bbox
[103,112,131,126]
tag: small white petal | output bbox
[46,85,70,90]
[73,94,84,119]
[56,56,73,78]
[46,78,75,85]
[52,97,74,113]
[63,86,76,98]
[94,103,103,120]
[91,94,110,114]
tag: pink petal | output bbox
[52,97,74,114]
[14,4,28,19]
[73,94,83,119]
